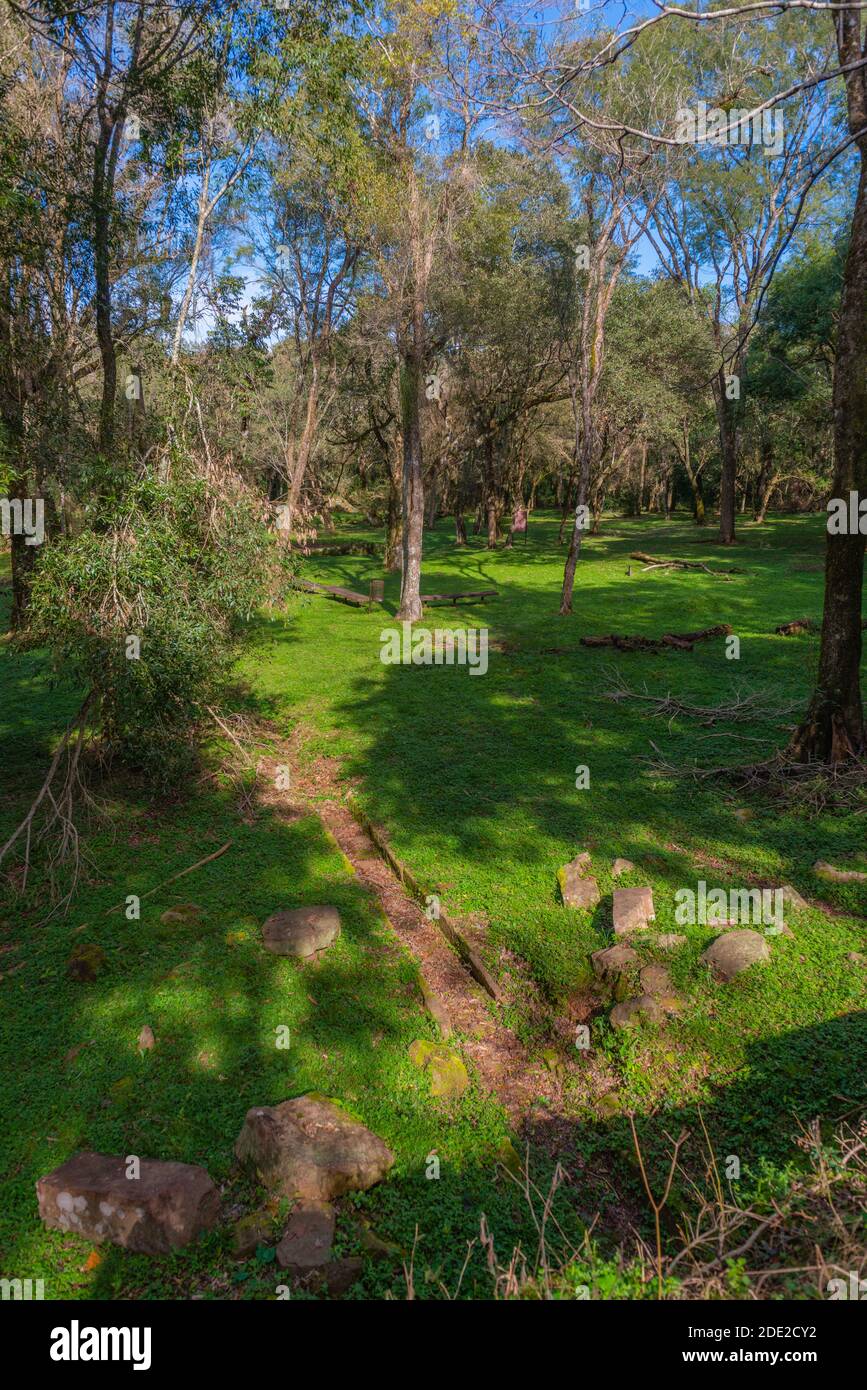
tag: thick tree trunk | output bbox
[285,367,319,528]
[482,437,499,549]
[454,510,466,545]
[789,151,867,762]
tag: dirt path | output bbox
[252,738,566,1125]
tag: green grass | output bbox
[1,510,865,1299]
[241,512,867,1185]
[0,578,569,1299]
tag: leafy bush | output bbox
[25,451,290,785]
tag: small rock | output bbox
[591,943,638,980]
[234,1095,394,1200]
[540,1047,564,1075]
[813,861,867,885]
[654,933,687,950]
[159,903,203,925]
[354,1221,402,1261]
[232,1211,273,1260]
[558,855,600,910]
[640,964,673,996]
[610,995,663,1030]
[613,887,655,936]
[320,1256,364,1296]
[846,951,867,967]
[612,858,635,877]
[408,1040,469,1099]
[276,1200,335,1273]
[262,906,341,958]
[778,885,810,914]
[36,1152,219,1254]
[66,944,105,983]
[565,877,600,910]
[137,1025,155,1053]
[640,965,686,1013]
[701,929,771,982]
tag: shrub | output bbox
[25,450,290,786]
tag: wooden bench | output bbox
[293,578,381,608]
[420,589,498,606]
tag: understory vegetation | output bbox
[0,1,865,1305]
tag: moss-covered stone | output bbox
[232,1210,274,1260]
[408,1039,469,1099]
[540,1047,564,1074]
[495,1137,523,1178]
[67,943,106,982]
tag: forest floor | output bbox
[1,511,865,1299]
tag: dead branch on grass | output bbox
[629,551,747,578]
[103,840,232,916]
[601,674,801,729]
[644,746,867,815]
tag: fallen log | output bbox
[629,550,747,577]
[578,624,732,654]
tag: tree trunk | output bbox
[385,462,402,571]
[172,157,211,367]
[93,109,122,459]
[632,437,646,515]
[397,347,424,620]
[788,148,867,762]
[481,435,499,549]
[755,463,782,525]
[560,382,592,614]
[715,371,737,544]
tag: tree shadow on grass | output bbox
[2,737,614,1301]
[1,750,862,1300]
